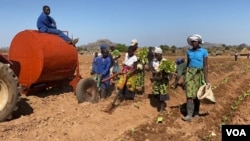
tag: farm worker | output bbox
[171,58,187,89]
[131,39,139,53]
[116,46,138,102]
[109,44,121,81]
[37,5,79,45]
[147,47,154,71]
[130,39,145,94]
[100,44,114,69]
[90,52,99,75]
[182,34,209,122]
[151,47,170,112]
[95,48,112,99]
[234,52,238,61]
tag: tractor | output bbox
[0,30,97,122]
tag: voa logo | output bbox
[226,129,246,136]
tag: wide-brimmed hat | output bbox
[187,34,204,46]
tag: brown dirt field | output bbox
[1,54,250,141]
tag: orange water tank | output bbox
[9,30,78,91]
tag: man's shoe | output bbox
[72,38,79,45]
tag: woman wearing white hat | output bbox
[151,47,170,112]
[182,34,209,122]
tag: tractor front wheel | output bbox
[0,62,20,122]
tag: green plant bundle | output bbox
[111,49,120,58]
[137,48,149,65]
[158,59,176,73]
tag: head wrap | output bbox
[154,46,162,54]
[187,34,204,46]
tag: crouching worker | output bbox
[151,47,170,112]
[95,48,111,99]
[116,46,138,103]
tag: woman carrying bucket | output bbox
[182,34,209,122]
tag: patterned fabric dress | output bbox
[134,48,145,92]
[117,53,138,99]
[135,62,145,92]
[117,66,136,92]
[185,68,205,98]
[152,58,170,101]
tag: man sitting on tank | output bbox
[37,5,79,45]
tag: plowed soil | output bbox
[1,54,250,141]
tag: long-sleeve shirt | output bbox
[95,56,111,89]
[95,56,111,78]
[37,12,57,32]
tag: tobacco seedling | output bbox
[157,116,163,123]
[231,105,237,111]
[167,111,173,117]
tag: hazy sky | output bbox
[1,0,250,47]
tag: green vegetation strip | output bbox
[219,88,250,129]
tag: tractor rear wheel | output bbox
[0,62,20,122]
[76,78,98,103]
